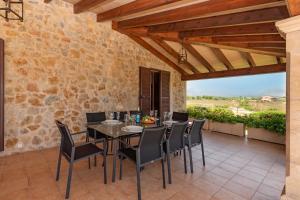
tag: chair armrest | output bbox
[75,138,106,148]
[71,130,87,135]
[117,138,138,150]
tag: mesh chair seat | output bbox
[74,144,103,160]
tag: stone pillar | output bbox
[276,15,300,200]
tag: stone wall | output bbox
[0,0,186,155]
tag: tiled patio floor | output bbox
[0,132,285,200]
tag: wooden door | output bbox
[139,67,151,115]
[0,39,4,151]
[160,70,170,118]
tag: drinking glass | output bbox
[109,112,114,120]
[154,110,158,118]
[150,110,154,117]
[163,112,169,122]
[116,112,120,121]
[124,114,129,123]
[131,115,136,125]
[169,112,173,121]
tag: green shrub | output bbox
[245,111,286,136]
[187,106,286,135]
[187,106,243,124]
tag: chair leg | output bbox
[161,159,166,189]
[188,146,194,173]
[94,155,97,167]
[136,164,142,200]
[200,139,205,166]
[56,151,62,181]
[103,154,107,184]
[166,151,172,184]
[86,136,91,169]
[183,148,187,174]
[110,140,113,153]
[119,154,123,180]
[65,161,74,199]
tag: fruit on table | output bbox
[142,116,155,124]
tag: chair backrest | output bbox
[172,112,189,122]
[130,110,143,117]
[55,120,74,158]
[86,112,106,123]
[168,121,188,152]
[138,126,166,165]
[114,111,127,121]
[189,119,206,145]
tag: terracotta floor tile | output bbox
[230,175,261,190]
[223,180,257,199]
[257,184,283,199]
[192,178,221,196]
[210,167,236,179]
[213,188,247,200]
[251,192,277,200]
[0,132,285,200]
[238,169,266,183]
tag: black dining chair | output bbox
[164,121,188,184]
[172,112,189,122]
[114,111,127,121]
[86,112,109,167]
[86,112,107,140]
[118,126,167,200]
[185,119,206,173]
[55,120,107,199]
[130,110,143,117]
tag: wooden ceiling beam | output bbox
[253,48,285,53]
[179,23,279,38]
[97,0,181,22]
[151,38,200,74]
[120,30,285,56]
[286,0,300,16]
[117,0,285,28]
[182,44,215,72]
[220,42,286,48]
[149,6,288,32]
[185,34,285,43]
[240,52,256,67]
[74,0,107,14]
[194,42,286,57]
[182,64,286,80]
[127,35,187,76]
[44,0,52,3]
[210,47,234,70]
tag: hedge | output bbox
[187,106,286,135]
[245,111,286,136]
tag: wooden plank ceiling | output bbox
[45,0,296,80]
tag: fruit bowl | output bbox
[142,116,155,124]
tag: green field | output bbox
[187,97,286,113]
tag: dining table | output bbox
[87,121,160,182]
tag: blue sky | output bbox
[187,73,286,97]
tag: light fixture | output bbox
[0,0,24,22]
[178,40,187,64]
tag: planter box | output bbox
[209,121,245,137]
[247,128,285,145]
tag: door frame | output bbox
[0,38,4,151]
[139,66,170,117]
